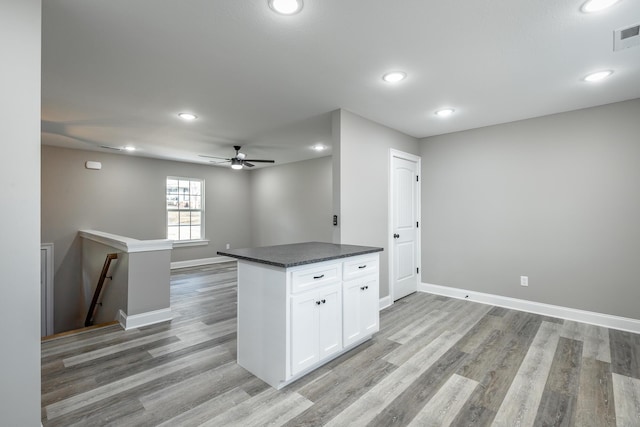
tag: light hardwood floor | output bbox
[41,262,640,426]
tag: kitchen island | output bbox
[218,242,383,389]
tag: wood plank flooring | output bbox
[41,263,640,426]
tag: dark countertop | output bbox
[217,241,383,268]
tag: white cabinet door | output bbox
[342,279,363,347]
[342,275,379,347]
[290,283,342,376]
[291,291,321,375]
[318,284,342,359]
[360,276,379,337]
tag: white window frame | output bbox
[166,176,208,247]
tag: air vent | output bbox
[614,23,640,51]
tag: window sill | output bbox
[172,239,209,248]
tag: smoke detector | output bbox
[614,23,640,51]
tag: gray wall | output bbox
[249,156,333,247]
[128,250,171,316]
[0,0,42,424]
[82,239,129,324]
[420,99,640,320]
[335,109,420,299]
[81,240,172,324]
[42,146,333,333]
[42,145,252,332]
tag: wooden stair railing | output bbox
[84,253,118,327]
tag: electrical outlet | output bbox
[520,276,528,287]
[225,243,230,249]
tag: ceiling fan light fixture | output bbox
[312,144,326,151]
[231,158,243,170]
[178,112,197,121]
[268,0,303,15]
[123,145,136,152]
[583,70,613,82]
[382,71,407,83]
[435,108,455,118]
[581,0,620,13]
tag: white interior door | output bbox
[390,151,420,301]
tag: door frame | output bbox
[388,149,421,304]
[41,243,54,336]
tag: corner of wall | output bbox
[331,109,342,244]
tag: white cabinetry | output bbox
[290,283,341,375]
[236,252,380,389]
[343,275,379,347]
[342,255,379,347]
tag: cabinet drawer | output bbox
[291,263,341,294]
[343,256,378,281]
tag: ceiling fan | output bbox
[199,145,275,170]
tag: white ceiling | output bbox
[41,0,640,168]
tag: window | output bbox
[167,177,204,241]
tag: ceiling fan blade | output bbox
[243,162,255,167]
[209,160,230,164]
[199,154,230,160]
[244,159,275,163]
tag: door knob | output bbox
[393,233,400,239]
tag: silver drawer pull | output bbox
[358,265,367,269]
[313,274,325,279]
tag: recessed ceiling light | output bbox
[382,71,407,83]
[435,108,455,118]
[581,0,620,13]
[312,144,326,151]
[268,0,303,15]
[123,146,136,152]
[178,112,197,121]
[583,70,613,82]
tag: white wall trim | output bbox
[79,230,173,253]
[171,256,237,270]
[420,282,640,334]
[379,295,392,311]
[172,239,209,248]
[117,308,172,330]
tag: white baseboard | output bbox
[118,308,172,330]
[171,256,237,270]
[420,282,640,334]
[379,295,392,311]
